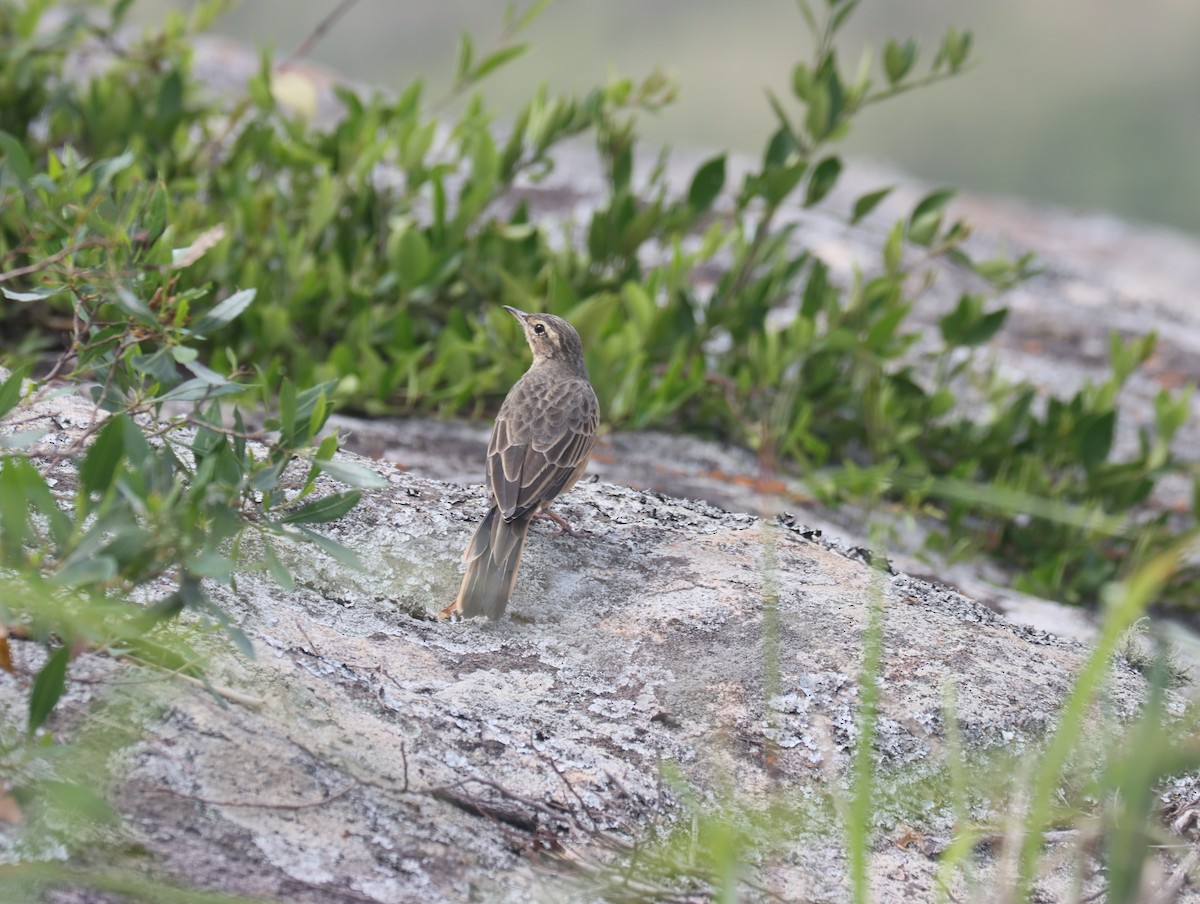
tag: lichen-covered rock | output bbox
[68,459,1156,903]
[0,370,1193,904]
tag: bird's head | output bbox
[504,306,585,368]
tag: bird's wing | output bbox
[488,377,598,522]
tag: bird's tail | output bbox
[450,507,532,619]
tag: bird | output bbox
[440,306,599,621]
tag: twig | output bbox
[277,0,361,71]
[1149,844,1200,904]
[536,745,598,831]
[123,654,265,709]
[156,781,357,812]
[184,413,266,442]
[429,785,541,834]
[41,305,87,383]
[725,202,780,307]
[0,238,111,284]
[399,741,410,793]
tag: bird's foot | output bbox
[534,508,591,538]
[438,600,462,621]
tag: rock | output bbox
[328,413,1110,648]
[2,384,1190,902]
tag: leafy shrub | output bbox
[0,79,382,870]
[19,1,1199,604]
[0,4,1195,602]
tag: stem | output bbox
[276,0,362,71]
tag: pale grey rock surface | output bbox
[3,383,1196,903]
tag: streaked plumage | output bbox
[440,307,599,620]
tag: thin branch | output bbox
[167,670,266,709]
[155,781,357,812]
[0,238,112,284]
[537,744,599,832]
[1149,844,1200,904]
[277,0,361,71]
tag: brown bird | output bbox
[440,306,599,621]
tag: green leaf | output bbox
[113,287,157,325]
[800,260,831,319]
[0,457,32,562]
[454,31,474,83]
[961,308,1007,345]
[28,645,70,734]
[805,80,831,141]
[0,429,48,450]
[851,186,894,224]
[157,379,242,403]
[296,525,364,570]
[883,221,905,274]
[156,70,184,125]
[0,365,27,418]
[762,120,797,170]
[940,295,1008,347]
[144,179,169,244]
[192,288,256,335]
[883,39,917,84]
[469,45,527,83]
[796,0,817,34]
[687,154,726,213]
[181,359,230,386]
[1078,411,1116,471]
[937,28,973,71]
[93,150,136,188]
[829,0,862,34]
[907,212,942,247]
[56,554,119,589]
[0,130,33,182]
[132,348,178,385]
[278,491,362,525]
[791,63,812,102]
[79,414,127,499]
[5,453,68,554]
[2,286,66,303]
[511,0,553,33]
[394,227,431,288]
[38,779,117,824]
[761,161,807,206]
[190,552,235,581]
[804,156,842,207]
[910,188,957,223]
[610,144,632,194]
[262,536,295,591]
[316,458,389,489]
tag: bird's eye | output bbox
[533,323,546,335]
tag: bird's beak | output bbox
[502,305,528,323]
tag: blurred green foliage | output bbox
[0,129,380,720]
[3,0,1195,610]
[132,0,1200,236]
[0,6,386,894]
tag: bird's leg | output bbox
[533,507,591,538]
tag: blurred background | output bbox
[138,0,1200,236]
